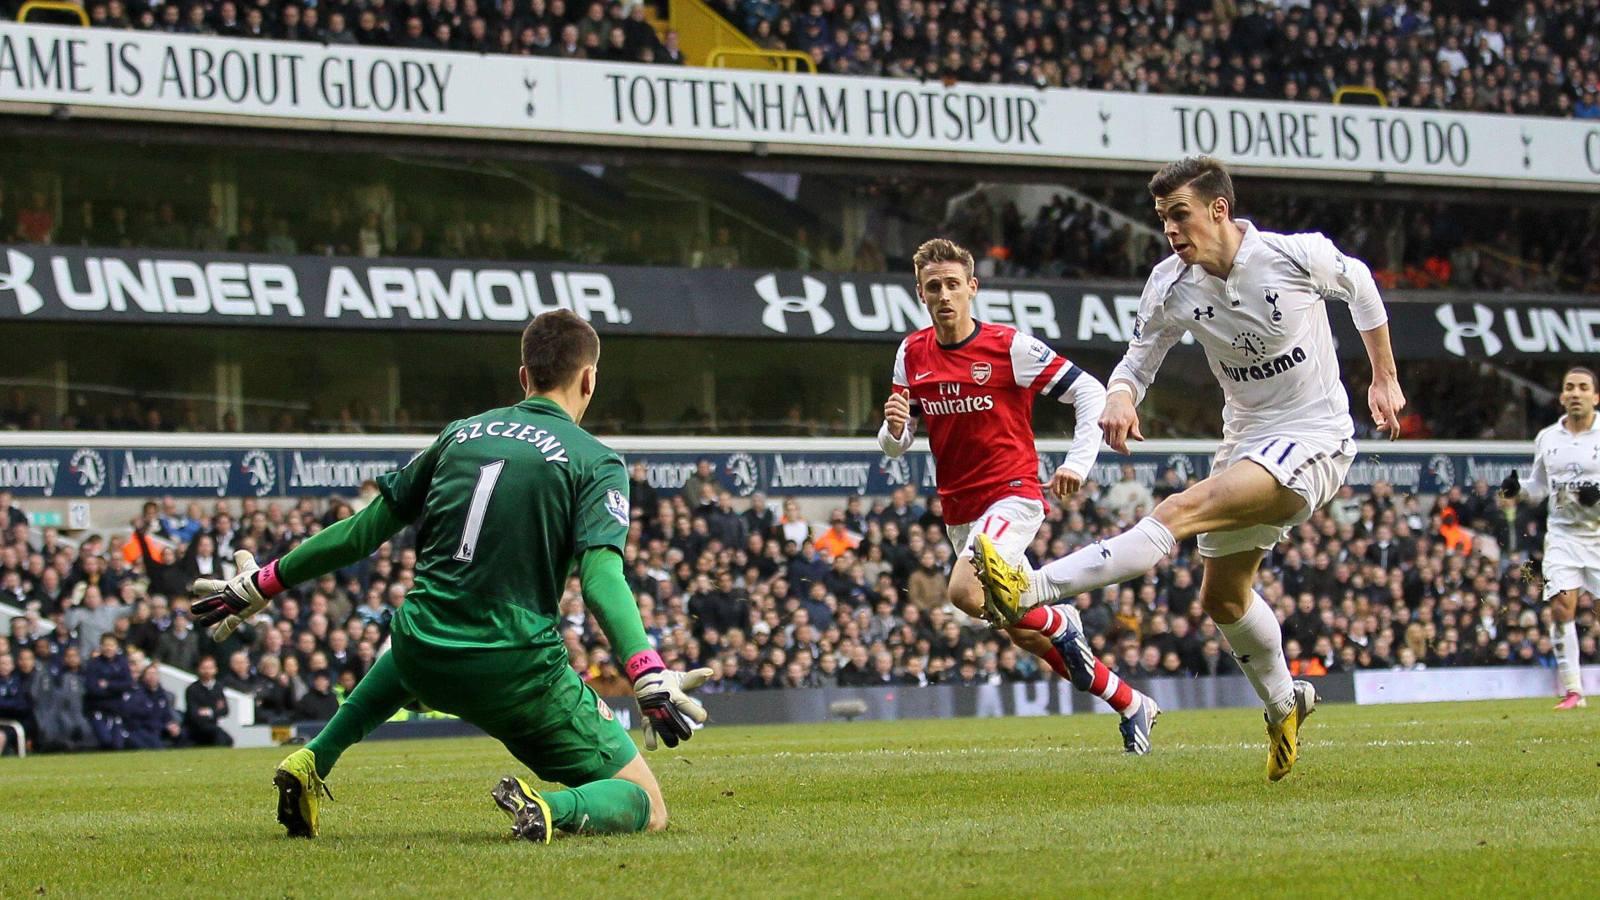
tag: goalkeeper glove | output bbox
[1499,470,1520,499]
[190,550,286,641]
[1578,484,1600,507]
[627,650,711,750]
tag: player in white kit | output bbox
[972,156,1406,780]
[1500,366,1600,710]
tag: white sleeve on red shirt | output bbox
[1007,331,1105,478]
[1109,259,1186,405]
[878,338,915,457]
[1057,373,1106,479]
[1007,330,1078,399]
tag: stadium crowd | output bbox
[722,0,1600,120]
[1,455,1592,754]
[9,0,1599,118]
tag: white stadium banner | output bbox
[2,21,1598,188]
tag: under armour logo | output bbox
[0,249,43,315]
[1231,652,1251,664]
[1434,303,1502,357]
[1264,290,1281,322]
[1193,306,1214,320]
[1098,543,1111,559]
[754,273,834,335]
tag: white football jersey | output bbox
[1528,416,1600,559]
[1110,220,1388,444]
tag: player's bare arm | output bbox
[1099,381,1145,455]
[1360,323,1405,439]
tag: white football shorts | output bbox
[1198,434,1356,558]
[947,496,1046,567]
[1542,535,1600,600]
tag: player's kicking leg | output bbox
[1549,586,1587,709]
[950,530,1156,753]
[977,456,1321,776]
[276,651,413,837]
[977,455,1307,621]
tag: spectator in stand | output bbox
[122,663,182,749]
[31,645,95,752]
[0,651,32,755]
[814,510,860,561]
[155,610,202,673]
[15,190,54,244]
[183,655,233,746]
[293,669,339,722]
[1101,464,1155,525]
[84,633,133,749]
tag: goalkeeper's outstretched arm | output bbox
[190,496,410,638]
[579,548,710,750]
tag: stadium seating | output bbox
[11,0,1595,119]
[1,471,1591,754]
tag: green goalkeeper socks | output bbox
[306,652,411,779]
[543,779,652,834]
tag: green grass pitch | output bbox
[3,699,1596,898]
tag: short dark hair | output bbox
[521,310,600,392]
[1148,156,1236,216]
[1564,366,1597,389]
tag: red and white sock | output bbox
[1024,606,1141,718]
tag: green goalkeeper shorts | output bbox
[389,631,638,787]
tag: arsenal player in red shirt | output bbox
[877,238,1158,754]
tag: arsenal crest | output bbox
[971,362,992,385]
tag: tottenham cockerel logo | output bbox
[754,274,834,335]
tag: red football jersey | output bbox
[891,321,1083,525]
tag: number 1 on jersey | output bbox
[455,459,506,563]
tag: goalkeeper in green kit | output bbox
[190,310,710,843]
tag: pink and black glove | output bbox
[626,650,712,750]
[191,550,286,641]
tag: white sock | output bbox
[1027,517,1176,603]
[1216,592,1295,722]
[1554,619,1582,695]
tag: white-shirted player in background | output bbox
[1500,366,1600,710]
[878,238,1160,754]
[973,156,1406,780]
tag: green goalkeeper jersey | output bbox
[379,396,630,657]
